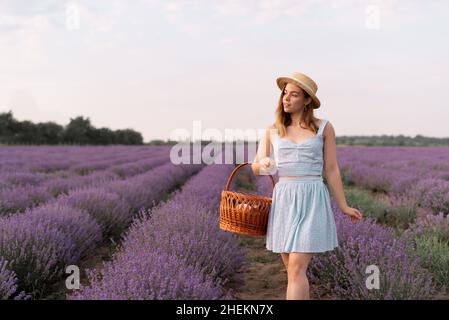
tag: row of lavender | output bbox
[0,148,205,298]
[0,149,168,188]
[0,146,168,174]
[69,163,245,299]
[337,146,449,216]
[0,147,172,215]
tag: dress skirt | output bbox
[265,176,339,253]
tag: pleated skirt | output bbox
[265,176,338,253]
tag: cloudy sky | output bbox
[1,0,448,142]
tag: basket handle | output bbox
[225,162,275,191]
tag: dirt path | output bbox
[230,233,288,300]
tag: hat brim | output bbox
[276,76,321,108]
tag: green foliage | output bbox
[337,134,449,146]
[344,187,389,220]
[383,203,417,230]
[414,235,449,291]
[0,111,143,145]
[344,187,417,230]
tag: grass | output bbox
[343,185,417,230]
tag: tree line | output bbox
[0,111,143,145]
[335,135,449,147]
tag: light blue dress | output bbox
[265,119,339,253]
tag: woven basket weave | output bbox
[219,162,275,236]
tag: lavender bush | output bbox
[409,178,449,215]
[109,156,168,178]
[0,185,51,216]
[69,163,245,300]
[1,147,205,298]
[55,187,132,239]
[106,162,204,213]
[385,194,418,230]
[44,171,119,197]
[0,203,102,296]
[306,203,437,299]
[0,258,29,300]
[0,171,49,188]
[404,212,449,243]
[70,249,231,300]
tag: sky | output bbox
[1,0,448,142]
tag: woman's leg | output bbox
[286,252,313,300]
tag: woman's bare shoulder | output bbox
[315,118,333,128]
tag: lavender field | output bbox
[256,146,449,299]
[1,145,448,300]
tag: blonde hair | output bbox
[271,82,319,137]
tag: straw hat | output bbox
[276,71,321,108]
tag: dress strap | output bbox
[317,119,329,136]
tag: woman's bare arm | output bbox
[251,125,274,176]
[322,122,363,223]
[322,122,348,211]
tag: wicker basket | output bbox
[219,162,275,236]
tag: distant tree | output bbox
[36,122,64,144]
[148,139,167,145]
[89,127,114,145]
[0,111,19,143]
[114,129,144,145]
[0,111,146,145]
[62,116,94,144]
[15,120,37,144]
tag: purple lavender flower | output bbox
[0,203,102,297]
[55,187,132,238]
[0,258,29,300]
[69,164,244,300]
[307,202,437,299]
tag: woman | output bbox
[251,71,363,300]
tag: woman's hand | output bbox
[259,157,276,172]
[342,206,363,223]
